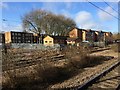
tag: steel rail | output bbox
[116,84,120,90]
[75,61,120,90]
[2,55,65,71]
[2,47,110,71]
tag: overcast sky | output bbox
[1,1,119,33]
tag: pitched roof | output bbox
[73,27,112,34]
[44,35,68,39]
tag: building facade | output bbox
[104,32,113,44]
[82,30,100,42]
[43,35,67,46]
[68,28,113,44]
[43,36,54,46]
[69,28,82,40]
[67,28,82,45]
[0,33,5,44]
[5,31,39,43]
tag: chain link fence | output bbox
[5,43,60,51]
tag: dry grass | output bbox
[62,46,112,69]
[2,46,113,89]
[111,43,120,52]
[2,62,78,89]
[2,48,59,65]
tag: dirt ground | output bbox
[50,49,119,89]
[1,47,119,89]
[90,49,118,58]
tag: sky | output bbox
[0,1,119,33]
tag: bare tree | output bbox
[22,9,76,36]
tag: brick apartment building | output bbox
[0,33,5,44]
[68,27,113,45]
[3,28,112,46]
[5,31,39,43]
[82,29,103,42]
[67,28,82,45]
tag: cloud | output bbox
[75,11,97,29]
[98,6,117,21]
[0,3,8,9]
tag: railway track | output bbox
[90,47,110,53]
[2,54,65,71]
[76,60,120,90]
[2,47,110,71]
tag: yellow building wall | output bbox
[43,36,54,46]
[82,31,86,41]
[95,31,99,35]
[33,33,38,36]
[69,28,78,38]
[5,32,11,43]
[104,32,112,42]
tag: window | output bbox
[30,34,32,36]
[25,34,27,36]
[12,36,15,39]
[49,41,52,43]
[22,34,25,37]
[45,41,47,43]
[28,40,30,43]
[18,37,21,39]
[12,33,14,36]
[15,33,17,35]
[18,33,21,36]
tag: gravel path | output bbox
[88,65,119,89]
[50,50,119,89]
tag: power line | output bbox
[86,0,120,21]
[2,19,21,23]
[2,19,22,28]
[103,0,119,14]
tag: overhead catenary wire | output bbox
[103,0,119,15]
[2,19,21,23]
[2,19,22,31]
[86,0,120,21]
[3,18,21,24]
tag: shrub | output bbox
[36,63,77,84]
[61,46,112,69]
[111,43,120,52]
[61,46,89,69]
[2,72,32,89]
[3,46,113,89]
